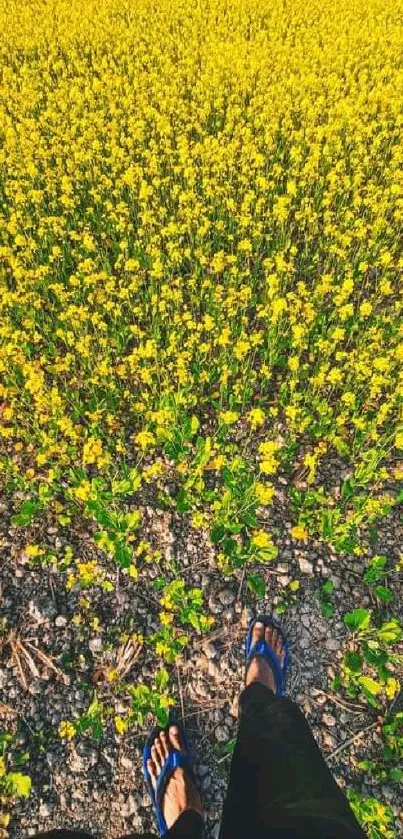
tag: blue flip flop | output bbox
[142,722,196,836]
[245,614,290,696]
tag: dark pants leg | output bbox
[31,812,205,839]
[219,682,366,839]
[31,686,365,839]
[126,810,205,839]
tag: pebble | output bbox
[297,556,314,575]
[68,752,85,773]
[55,616,67,627]
[312,692,327,705]
[323,713,336,727]
[89,637,103,653]
[208,596,222,615]
[208,661,220,679]
[218,588,235,606]
[203,642,217,659]
[215,726,229,743]
[121,755,134,770]
[325,638,340,651]
[120,794,137,817]
[322,731,336,749]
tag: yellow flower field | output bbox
[1,0,403,834]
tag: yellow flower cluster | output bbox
[0,0,401,553]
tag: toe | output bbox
[147,758,157,790]
[151,744,161,772]
[160,730,169,759]
[252,620,265,646]
[154,734,165,765]
[265,625,273,646]
[169,724,183,752]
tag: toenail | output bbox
[170,724,179,733]
[255,621,264,627]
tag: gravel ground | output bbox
[1,492,402,839]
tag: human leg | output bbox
[143,725,204,839]
[219,621,366,839]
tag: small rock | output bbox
[215,726,229,743]
[208,661,220,679]
[39,802,51,818]
[313,692,327,706]
[322,731,336,749]
[121,755,134,770]
[69,752,85,773]
[381,785,394,802]
[323,713,336,727]
[55,616,67,628]
[297,556,313,575]
[218,589,235,606]
[89,637,103,653]
[241,606,254,628]
[121,794,136,818]
[203,642,217,660]
[325,638,340,651]
[208,597,222,615]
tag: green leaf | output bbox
[210,524,226,544]
[221,737,236,755]
[320,510,333,539]
[256,545,278,563]
[242,510,258,528]
[114,541,132,568]
[341,478,355,500]
[357,759,376,772]
[374,585,393,603]
[344,650,363,673]
[344,609,371,633]
[321,579,334,595]
[247,572,266,598]
[320,601,334,618]
[86,501,116,529]
[190,415,200,435]
[358,676,382,696]
[155,668,169,690]
[11,499,41,527]
[363,555,387,585]
[332,674,342,691]
[125,510,141,531]
[377,620,402,644]
[8,773,32,798]
[176,488,192,513]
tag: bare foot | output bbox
[245,621,285,694]
[147,725,203,830]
